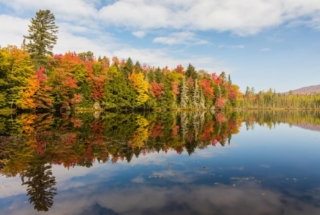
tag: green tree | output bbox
[185,64,197,80]
[104,65,136,109]
[24,10,59,68]
[78,51,94,61]
[123,57,133,80]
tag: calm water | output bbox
[0,111,320,215]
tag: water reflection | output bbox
[21,160,56,212]
[0,111,320,214]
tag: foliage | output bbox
[128,72,150,106]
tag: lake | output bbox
[0,111,320,215]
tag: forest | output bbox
[241,87,320,110]
[1,9,320,112]
[0,10,242,112]
[0,46,243,111]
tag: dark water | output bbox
[0,111,320,215]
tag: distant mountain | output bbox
[285,85,320,94]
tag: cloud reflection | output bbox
[3,179,320,215]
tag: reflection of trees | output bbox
[0,111,244,171]
[21,156,57,212]
[1,111,320,212]
[240,111,320,130]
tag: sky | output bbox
[0,0,319,93]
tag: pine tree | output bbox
[123,57,133,80]
[185,63,197,80]
[24,10,58,68]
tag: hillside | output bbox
[285,85,320,94]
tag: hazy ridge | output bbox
[285,85,320,94]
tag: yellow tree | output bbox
[228,84,243,107]
[129,71,150,106]
[0,46,34,108]
[19,74,40,109]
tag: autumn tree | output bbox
[228,85,243,107]
[172,81,179,107]
[24,10,58,68]
[0,46,34,108]
[129,71,150,107]
[50,53,80,110]
[151,81,165,100]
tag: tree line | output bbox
[1,9,319,111]
[241,87,320,110]
[0,10,242,111]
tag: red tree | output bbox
[151,81,165,100]
[90,76,105,101]
[201,79,214,99]
[172,82,179,97]
[176,64,184,74]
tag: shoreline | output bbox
[2,107,320,114]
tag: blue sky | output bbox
[0,0,319,92]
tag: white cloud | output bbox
[260,48,271,52]
[153,32,209,45]
[54,31,113,57]
[132,31,146,38]
[0,0,98,22]
[98,0,320,35]
[2,0,320,36]
[0,15,29,47]
[0,14,229,73]
[113,47,230,73]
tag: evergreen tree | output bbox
[228,74,232,85]
[24,10,58,68]
[185,63,197,80]
[154,67,164,83]
[104,65,136,109]
[134,61,142,72]
[123,57,133,80]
